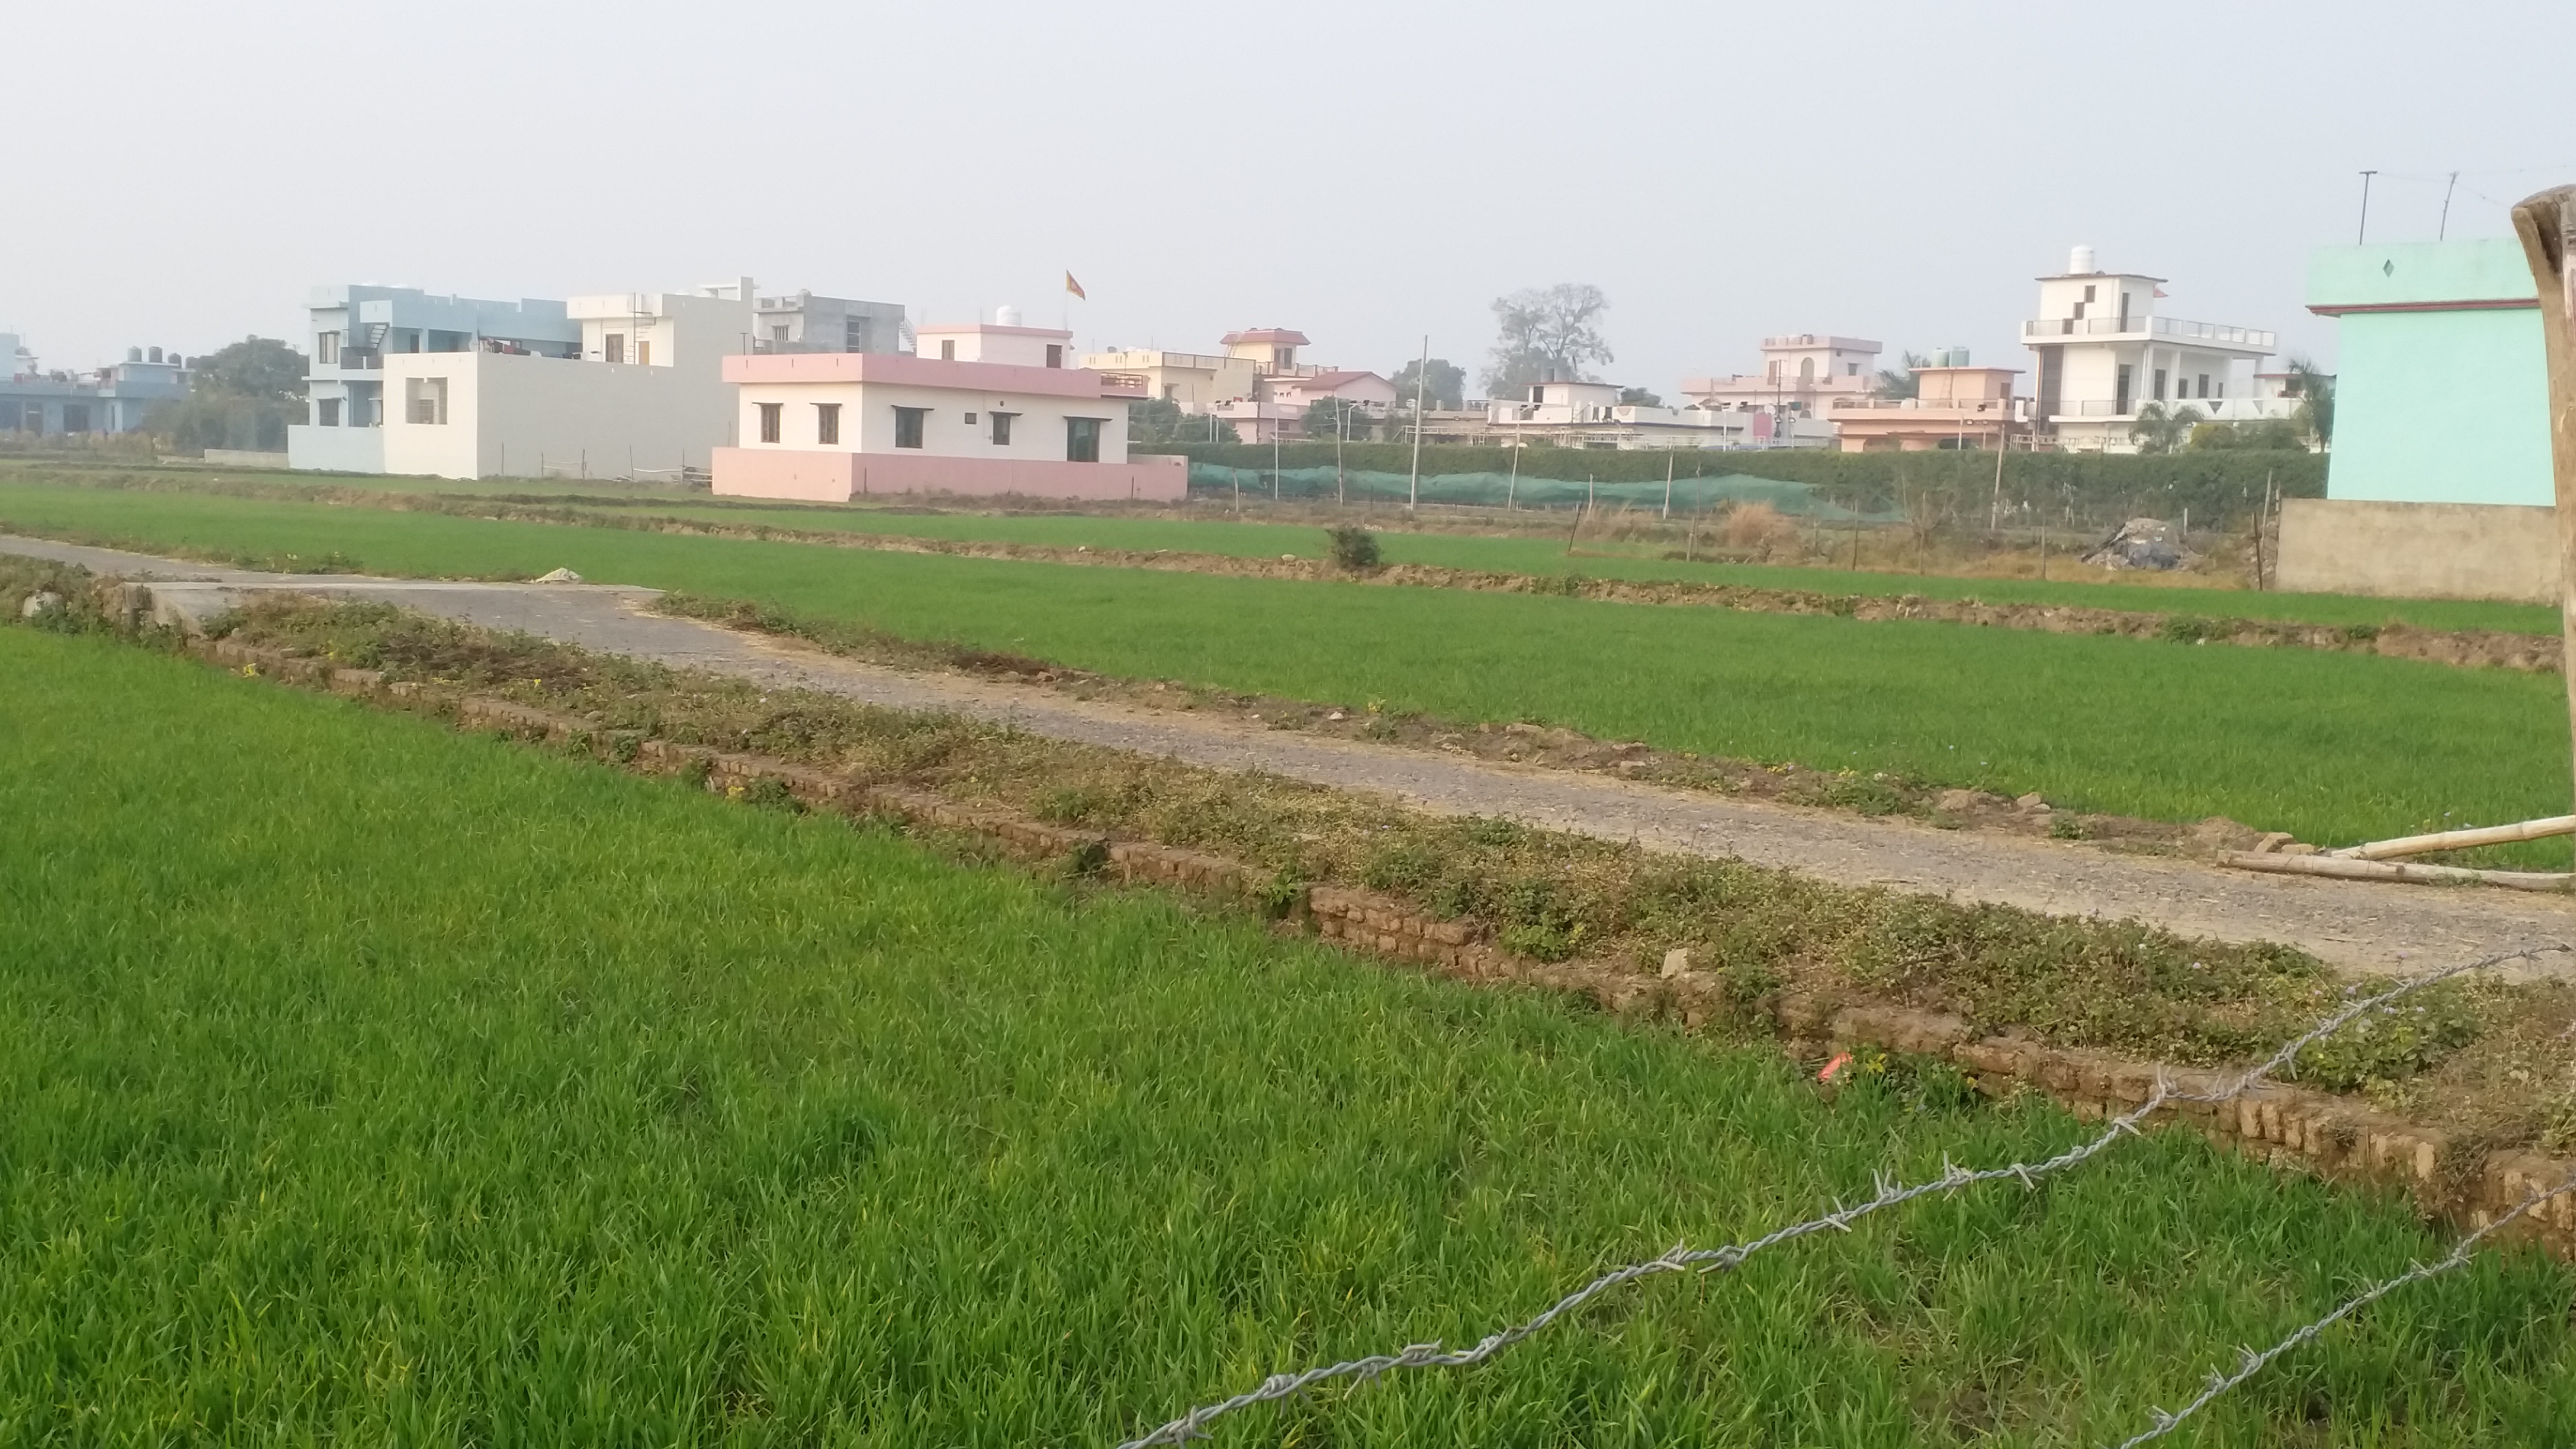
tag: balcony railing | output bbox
[2022,316,2277,348]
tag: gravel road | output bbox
[13,533,2573,978]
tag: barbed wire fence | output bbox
[1116,942,2574,1449]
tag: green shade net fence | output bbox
[1186,464,1900,520]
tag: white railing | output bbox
[2022,316,2277,348]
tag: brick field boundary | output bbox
[191,630,2576,1265]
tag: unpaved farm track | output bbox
[12,533,2574,978]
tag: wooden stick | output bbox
[2329,815,2576,860]
[2222,852,2572,892]
[2511,186,2576,823]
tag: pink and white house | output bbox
[711,312,1182,503]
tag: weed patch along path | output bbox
[13,533,2575,979]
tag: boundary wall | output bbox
[2276,497,2559,604]
[713,446,1186,503]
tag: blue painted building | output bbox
[2307,239,2548,505]
[1,335,192,435]
[290,286,583,473]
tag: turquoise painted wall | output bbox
[2310,240,2550,506]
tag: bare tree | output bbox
[1481,283,1613,396]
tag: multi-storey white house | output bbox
[1679,334,1882,418]
[290,279,912,480]
[2022,246,2276,452]
[290,287,582,472]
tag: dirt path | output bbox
[14,533,2574,978]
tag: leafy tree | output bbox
[2128,401,2204,454]
[1480,283,1613,397]
[1389,356,1465,410]
[1874,351,1930,400]
[2284,355,2336,449]
[1303,396,1374,442]
[2188,418,2307,451]
[1127,397,1229,445]
[146,335,309,453]
[191,336,307,402]
[1617,386,1663,408]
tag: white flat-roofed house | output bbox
[1484,379,1831,449]
[2023,245,2276,452]
[292,279,755,480]
[1679,334,1883,420]
[714,312,1181,503]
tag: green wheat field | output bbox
[4,625,2574,1444]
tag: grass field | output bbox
[6,623,2575,1445]
[5,462,2555,634]
[1,478,2566,851]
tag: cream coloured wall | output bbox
[733,375,1128,464]
[379,351,738,480]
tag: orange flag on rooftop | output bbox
[1065,272,1087,300]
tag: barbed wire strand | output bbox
[1115,942,2569,1448]
[2109,1157,2576,1447]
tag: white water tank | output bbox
[995,304,1022,326]
[2068,244,2097,275]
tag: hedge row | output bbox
[1157,441,2326,527]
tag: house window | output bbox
[405,377,446,425]
[2153,368,2167,401]
[318,398,342,427]
[2114,364,2132,416]
[939,339,956,361]
[2196,373,2210,398]
[316,331,340,364]
[636,340,651,366]
[991,411,1016,446]
[605,333,626,364]
[1065,415,1101,462]
[816,402,840,445]
[844,318,866,351]
[772,325,790,344]
[894,406,927,448]
[757,401,782,443]
[1045,344,1063,368]
[963,412,977,425]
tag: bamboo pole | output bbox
[2221,853,2573,892]
[2511,185,2576,822]
[2329,815,2576,860]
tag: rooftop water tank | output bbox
[2069,244,2097,275]
[995,304,1022,326]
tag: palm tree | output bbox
[2283,355,2335,451]
[1874,351,1930,400]
[2128,401,2204,454]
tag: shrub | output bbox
[1324,525,1381,572]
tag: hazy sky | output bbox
[11,1,2574,391]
